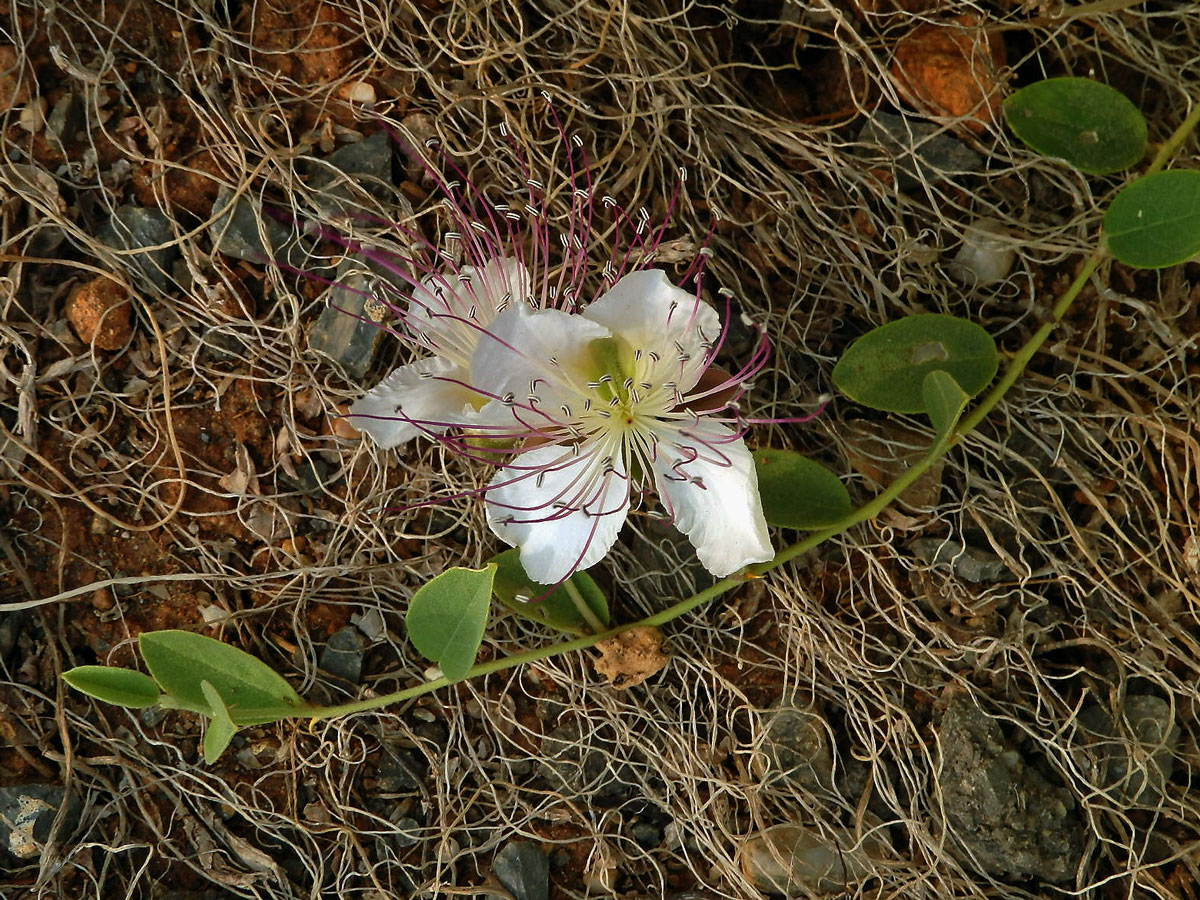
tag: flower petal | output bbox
[485,442,630,583]
[407,257,530,366]
[651,421,772,576]
[348,356,481,448]
[582,269,720,392]
[470,302,610,423]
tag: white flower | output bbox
[328,121,774,581]
[472,268,772,583]
[348,256,530,447]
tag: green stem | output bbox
[563,577,606,634]
[1147,100,1200,177]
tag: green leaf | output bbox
[1104,169,1200,269]
[490,549,610,635]
[1003,77,1147,175]
[200,681,237,764]
[139,631,308,725]
[753,448,851,529]
[63,666,162,708]
[922,369,970,440]
[832,314,997,414]
[405,565,496,682]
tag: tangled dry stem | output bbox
[2,1,1198,898]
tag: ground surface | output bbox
[1,2,1199,899]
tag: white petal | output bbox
[486,442,630,583]
[582,269,721,391]
[407,257,530,365]
[348,356,480,448]
[470,302,610,420]
[651,421,772,576]
[472,256,532,316]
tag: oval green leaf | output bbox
[832,314,997,414]
[63,666,162,708]
[753,448,851,529]
[139,630,308,724]
[405,565,496,682]
[1104,169,1200,269]
[1003,77,1147,175]
[490,549,610,636]
[922,369,970,441]
[200,681,237,764]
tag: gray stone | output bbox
[0,784,82,862]
[493,840,549,900]
[739,824,886,895]
[537,719,635,806]
[760,698,833,790]
[1076,695,1179,804]
[859,112,983,193]
[938,695,1083,883]
[629,821,663,849]
[277,455,336,497]
[390,817,422,848]
[319,626,365,684]
[376,748,427,793]
[309,130,395,217]
[97,205,177,291]
[909,538,1008,584]
[307,258,392,380]
[208,185,296,264]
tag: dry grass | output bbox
[2,1,1198,898]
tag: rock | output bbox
[890,15,1006,134]
[66,276,133,350]
[376,748,427,793]
[0,784,82,863]
[318,626,365,684]
[309,130,395,217]
[537,719,635,806]
[946,218,1016,288]
[908,538,1008,583]
[97,205,177,291]
[758,697,834,790]
[858,112,983,193]
[277,455,336,497]
[493,841,549,900]
[739,824,885,895]
[1076,695,1179,805]
[0,45,33,110]
[208,185,295,264]
[308,258,392,379]
[938,695,1083,882]
[629,820,664,849]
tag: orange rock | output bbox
[891,15,1006,134]
[329,405,361,440]
[67,277,133,350]
[0,45,32,110]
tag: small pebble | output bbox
[339,81,376,104]
[947,218,1016,287]
[66,277,133,350]
[330,407,361,440]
